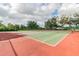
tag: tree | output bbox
[45,16,58,30]
[59,15,79,31]
[0,23,7,31]
[27,21,39,30]
[14,24,20,30]
[51,16,58,29]
[20,24,27,30]
[0,21,7,31]
[59,16,73,30]
[7,23,16,31]
[73,13,79,28]
[59,16,69,27]
[45,20,52,30]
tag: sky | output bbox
[0,3,79,27]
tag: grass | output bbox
[17,31,69,45]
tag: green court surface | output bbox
[19,31,69,45]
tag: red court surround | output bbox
[0,32,79,56]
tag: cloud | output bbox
[2,3,61,26]
[7,3,61,24]
[2,3,79,27]
[0,7,9,17]
[15,3,61,16]
[0,3,71,27]
[16,3,38,15]
[59,3,79,17]
[34,3,61,16]
[0,3,11,17]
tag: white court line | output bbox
[52,32,71,47]
[23,32,71,47]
